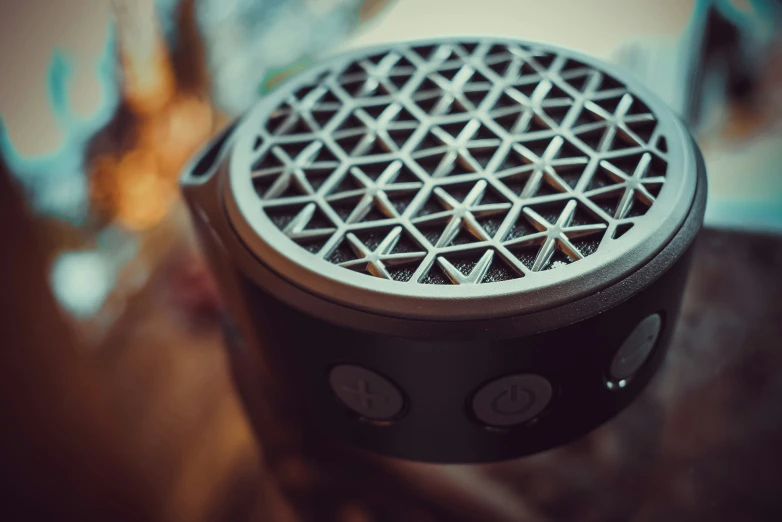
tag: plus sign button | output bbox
[329,365,404,420]
[472,374,552,427]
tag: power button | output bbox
[472,374,552,427]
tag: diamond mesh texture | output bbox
[247,41,670,285]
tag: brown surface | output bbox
[0,161,159,521]
[2,151,782,522]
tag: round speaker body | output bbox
[181,37,707,463]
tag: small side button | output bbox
[329,365,404,420]
[609,313,662,383]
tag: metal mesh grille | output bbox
[247,41,670,285]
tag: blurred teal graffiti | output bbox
[0,26,120,225]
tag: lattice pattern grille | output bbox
[248,41,669,285]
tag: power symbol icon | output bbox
[473,374,552,427]
[491,385,535,415]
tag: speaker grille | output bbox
[245,40,671,285]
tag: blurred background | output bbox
[0,1,780,521]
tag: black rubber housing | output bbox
[185,146,706,463]
[179,48,708,459]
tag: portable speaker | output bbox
[181,37,707,463]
